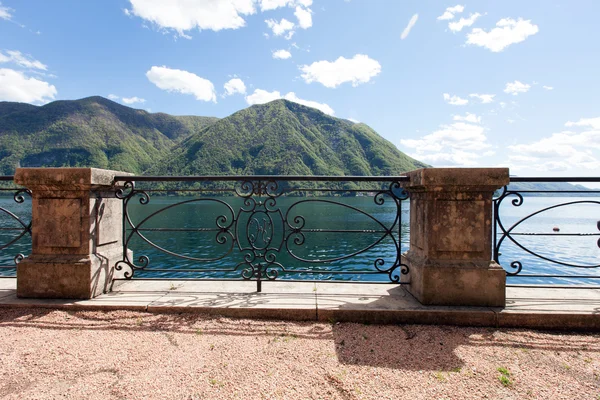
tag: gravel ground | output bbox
[1,308,599,399]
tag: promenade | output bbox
[1,279,598,331]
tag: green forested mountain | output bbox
[0,96,218,174]
[149,99,428,177]
[0,97,427,179]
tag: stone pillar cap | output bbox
[15,167,133,189]
[405,168,509,188]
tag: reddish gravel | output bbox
[1,308,599,399]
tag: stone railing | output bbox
[6,167,509,307]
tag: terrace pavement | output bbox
[0,278,599,331]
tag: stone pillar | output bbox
[14,168,130,299]
[403,168,509,307]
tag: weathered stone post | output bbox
[14,168,129,299]
[403,168,509,307]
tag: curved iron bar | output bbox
[115,178,409,284]
[119,196,242,279]
[283,198,396,264]
[494,189,600,275]
[0,189,32,265]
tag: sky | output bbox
[1,0,600,179]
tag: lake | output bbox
[0,195,598,285]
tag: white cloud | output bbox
[347,118,359,123]
[259,0,293,11]
[107,94,146,104]
[246,89,282,105]
[245,89,334,115]
[265,18,295,36]
[0,68,57,103]
[122,96,146,104]
[272,49,292,59]
[504,80,530,95]
[466,18,539,52]
[146,66,216,102]
[294,6,312,29]
[0,50,47,70]
[299,54,381,88]
[565,117,600,130]
[453,113,481,123]
[126,0,256,37]
[284,92,334,115]
[507,117,600,172]
[0,2,12,20]
[259,0,312,11]
[543,85,554,90]
[469,93,495,104]
[400,121,491,167]
[508,123,600,172]
[223,78,246,96]
[448,12,481,32]
[437,5,464,21]
[443,93,468,106]
[400,14,418,40]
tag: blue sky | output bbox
[1,0,600,178]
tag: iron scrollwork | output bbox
[114,178,410,290]
[0,188,32,271]
[493,185,600,277]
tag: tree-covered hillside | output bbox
[150,99,428,177]
[0,96,218,174]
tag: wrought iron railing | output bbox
[493,177,600,287]
[0,176,32,277]
[113,175,410,291]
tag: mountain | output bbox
[149,99,428,180]
[0,96,218,174]
[506,181,596,196]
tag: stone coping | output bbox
[14,167,133,189]
[0,278,599,331]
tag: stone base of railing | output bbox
[403,254,506,307]
[17,249,124,299]
[14,168,130,299]
[403,167,509,307]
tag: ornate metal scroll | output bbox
[0,188,32,275]
[114,178,409,291]
[493,185,600,279]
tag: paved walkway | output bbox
[1,278,599,330]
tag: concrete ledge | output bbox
[1,279,600,331]
[496,311,600,331]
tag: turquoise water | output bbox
[1,195,598,285]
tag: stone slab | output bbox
[0,278,16,300]
[15,167,132,190]
[1,279,600,330]
[405,167,509,188]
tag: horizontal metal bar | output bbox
[507,284,600,289]
[113,277,407,284]
[509,233,600,236]
[508,274,600,278]
[509,177,600,183]
[114,175,409,183]
[130,268,398,274]
[508,190,600,193]
[135,228,222,232]
[0,176,14,181]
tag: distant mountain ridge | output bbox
[149,99,428,177]
[0,97,427,179]
[0,96,218,174]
